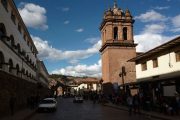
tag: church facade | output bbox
[99,2,137,93]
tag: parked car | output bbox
[73,95,83,103]
[38,98,57,112]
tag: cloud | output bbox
[31,35,102,61]
[18,3,48,30]
[135,10,167,22]
[51,60,102,77]
[172,15,180,27]
[62,7,70,12]
[171,14,180,32]
[154,6,170,10]
[75,28,84,32]
[85,37,101,44]
[143,24,166,34]
[68,59,79,65]
[171,28,180,32]
[64,20,70,24]
[134,33,177,52]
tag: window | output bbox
[23,34,26,41]
[8,59,13,73]
[0,52,5,69]
[21,68,25,74]
[0,23,7,38]
[1,0,8,11]
[123,27,127,40]
[11,12,16,24]
[114,27,118,40]
[26,70,28,75]
[27,41,30,46]
[10,35,15,47]
[141,62,147,71]
[16,64,19,75]
[17,43,21,53]
[26,55,29,61]
[176,51,180,62]
[153,58,158,68]
[18,23,22,33]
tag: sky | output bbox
[14,0,180,78]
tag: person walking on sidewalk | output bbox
[133,94,140,114]
[127,94,133,115]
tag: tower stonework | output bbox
[99,2,137,92]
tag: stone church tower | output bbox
[99,2,137,92]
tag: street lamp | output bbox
[119,66,126,91]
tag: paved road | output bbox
[29,97,161,120]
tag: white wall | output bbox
[0,2,37,79]
[136,52,180,79]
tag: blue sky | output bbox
[15,0,180,77]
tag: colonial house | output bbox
[129,36,180,100]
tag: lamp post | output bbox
[119,66,126,91]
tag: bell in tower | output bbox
[99,1,137,95]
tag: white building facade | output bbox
[129,36,180,98]
[0,0,38,82]
[0,0,49,117]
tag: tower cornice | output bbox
[99,42,137,52]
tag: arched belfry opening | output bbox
[123,27,127,40]
[114,27,118,40]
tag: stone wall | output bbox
[0,71,49,118]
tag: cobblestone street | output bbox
[29,98,162,120]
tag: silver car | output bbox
[38,98,57,112]
[73,95,83,103]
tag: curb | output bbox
[103,104,177,120]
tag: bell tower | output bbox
[100,1,137,91]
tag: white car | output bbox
[38,98,57,112]
[73,95,83,103]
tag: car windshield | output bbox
[41,100,56,104]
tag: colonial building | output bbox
[73,77,101,93]
[37,60,49,87]
[0,0,38,81]
[99,2,137,94]
[0,0,49,117]
[129,36,180,99]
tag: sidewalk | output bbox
[104,103,180,120]
[1,108,37,120]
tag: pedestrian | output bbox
[133,94,140,114]
[127,94,133,115]
[93,93,97,104]
[9,94,16,116]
